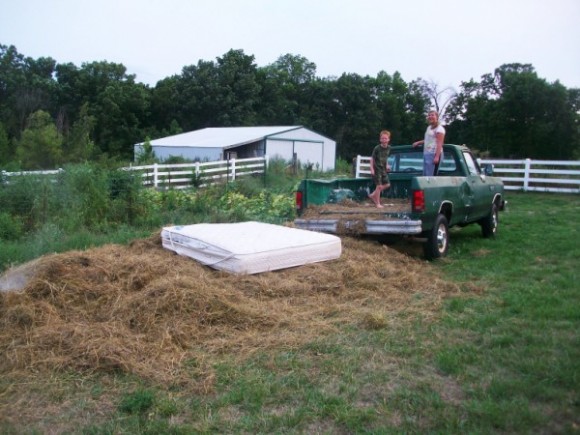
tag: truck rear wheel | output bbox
[423,214,449,260]
[480,203,499,238]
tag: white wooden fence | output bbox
[2,156,269,189]
[3,155,579,194]
[479,158,580,193]
[1,168,64,178]
[355,156,580,194]
[124,156,269,189]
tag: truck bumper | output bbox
[294,219,423,235]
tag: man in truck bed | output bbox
[412,110,446,176]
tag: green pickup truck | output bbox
[294,144,506,259]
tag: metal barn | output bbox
[134,126,337,171]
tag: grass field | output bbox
[0,191,578,433]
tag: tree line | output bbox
[1,44,578,170]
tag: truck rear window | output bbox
[389,150,458,175]
[388,151,423,173]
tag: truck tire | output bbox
[423,214,449,260]
[480,203,498,238]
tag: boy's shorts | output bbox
[374,173,389,186]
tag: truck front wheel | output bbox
[480,203,499,238]
[424,214,449,260]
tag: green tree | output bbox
[0,44,56,137]
[16,110,63,169]
[174,49,261,129]
[93,77,150,158]
[64,102,95,162]
[258,54,317,124]
[330,73,382,159]
[215,49,261,125]
[177,59,220,129]
[149,76,181,135]
[374,72,429,144]
[0,122,11,166]
[298,77,337,137]
[447,63,580,158]
[56,61,150,160]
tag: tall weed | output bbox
[54,164,110,230]
[0,174,55,232]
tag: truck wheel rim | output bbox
[437,225,447,252]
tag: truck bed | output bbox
[299,198,410,219]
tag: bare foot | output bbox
[376,203,384,208]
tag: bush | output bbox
[0,175,55,233]
[54,164,110,230]
[0,212,24,240]
[108,169,145,226]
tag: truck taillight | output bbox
[295,191,303,211]
[412,190,425,212]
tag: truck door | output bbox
[460,178,475,220]
[462,152,492,220]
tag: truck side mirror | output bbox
[481,163,494,176]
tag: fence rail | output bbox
[479,158,580,193]
[2,156,270,189]
[355,156,579,194]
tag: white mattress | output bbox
[161,221,342,275]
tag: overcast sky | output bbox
[1,0,579,90]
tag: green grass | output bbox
[1,192,578,433]
[0,225,154,270]
[429,192,580,432]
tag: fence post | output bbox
[153,163,159,188]
[262,155,269,187]
[230,158,236,181]
[356,155,362,178]
[524,158,531,191]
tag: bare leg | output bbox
[368,186,387,208]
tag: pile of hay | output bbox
[0,232,459,389]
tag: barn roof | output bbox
[140,126,304,149]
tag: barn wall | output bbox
[266,128,336,171]
[294,141,324,169]
[265,139,295,162]
[267,127,336,171]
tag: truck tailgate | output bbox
[294,218,422,235]
[295,199,421,235]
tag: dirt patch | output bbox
[0,231,459,391]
